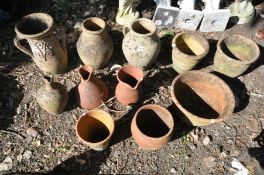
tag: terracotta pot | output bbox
[172,32,209,74]
[14,13,68,74]
[77,65,109,109]
[171,70,235,126]
[214,35,260,78]
[115,65,144,105]
[37,76,68,115]
[76,110,115,151]
[131,104,174,150]
[75,17,113,69]
[122,18,161,69]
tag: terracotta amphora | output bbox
[122,18,161,69]
[14,13,68,74]
[115,65,144,105]
[37,76,68,115]
[77,65,109,109]
[76,110,115,151]
[131,104,174,150]
[74,17,113,69]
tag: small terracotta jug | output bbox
[37,76,68,115]
[74,17,113,69]
[131,104,174,150]
[14,13,68,74]
[76,110,115,151]
[77,65,109,109]
[115,65,144,105]
[122,18,161,69]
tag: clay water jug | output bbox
[115,65,144,105]
[122,18,161,69]
[37,76,68,115]
[14,13,68,74]
[74,17,113,69]
[77,65,109,109]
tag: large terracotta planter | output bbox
[76,110,115,151]
[172,32,209,74]
[214,35,259,78]
[171,70,235,126]
[131,104,174,150]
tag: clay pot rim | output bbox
[172,32,209,60]
[75,110,115,145]
[217,35,260,64]
[81,17,106,34]
[171,70,235,125]
[78,65,94,81]
[15,13,54,39]
[132,104,174,140]
[130,18,157,37]
[117,65,144,89]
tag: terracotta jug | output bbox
[14,13,68,74]
[131,104,174,150]
[77,65,109,109]
[37,76,68,115]
[115,65,144,105]
[76,110,115,151]
[74,17,113,69]
[122,18,161,69]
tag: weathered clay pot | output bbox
[75,17,113,69]
[76,110,115,151]
[115,65,144,105]
[122,18,161,69]
[214,35,260,78]
[37,76,68,115]
[171,70,235,126]
[14,13,68,74]
[77,65,109,109]
[131,104,174,150]
[172,32,209,74]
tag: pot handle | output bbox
[122,25,130,36]
[14,35,33,58]
[74,22,82,33]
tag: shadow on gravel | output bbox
[248,130,264,170]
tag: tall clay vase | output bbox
[76,110,115,151]
[14,13,68,74]
[37,76,68,115]
[74,17,113,69]
[122,18,161,69]
[131,104,174,150]
[213,35,260,78]
[77,65,109,109]
[115,65,144,105]
[172,32,209,74]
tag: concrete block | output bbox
[175,10,203,31]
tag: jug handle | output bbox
[122,26,130,36]
[74,22,82,33]
[14,36,33,58]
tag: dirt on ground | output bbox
[0,0,264,174]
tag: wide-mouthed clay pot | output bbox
[115,65,144,105]
[131,104,174,150]
[172,32,209,74]
[214,35,259,78]
[76,110,115,151]
[171,70,235,126]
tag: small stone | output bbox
[203,136,211,145]
[16,154,22,162]
[170,168,176,174]
[202,156,216,169]
[188,143,197,151]
[16,105,22,114]
[0,157,12,173]
[26,127,38,137]
[221,152,227,158]
[23,150,32,160]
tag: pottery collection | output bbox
[75,17,113,69]
[14,13,68,75]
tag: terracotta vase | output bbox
[74,17,113,69]
[115,65,144,105]
[77,65,109,109]
[131,104,174,150]
[172,32,209,74]
[37,76,68,115]
[213,35,259,78]
[171,70,235,126]
[14,13,68,74]
[76,110,115,151]
[122,18,161,69]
